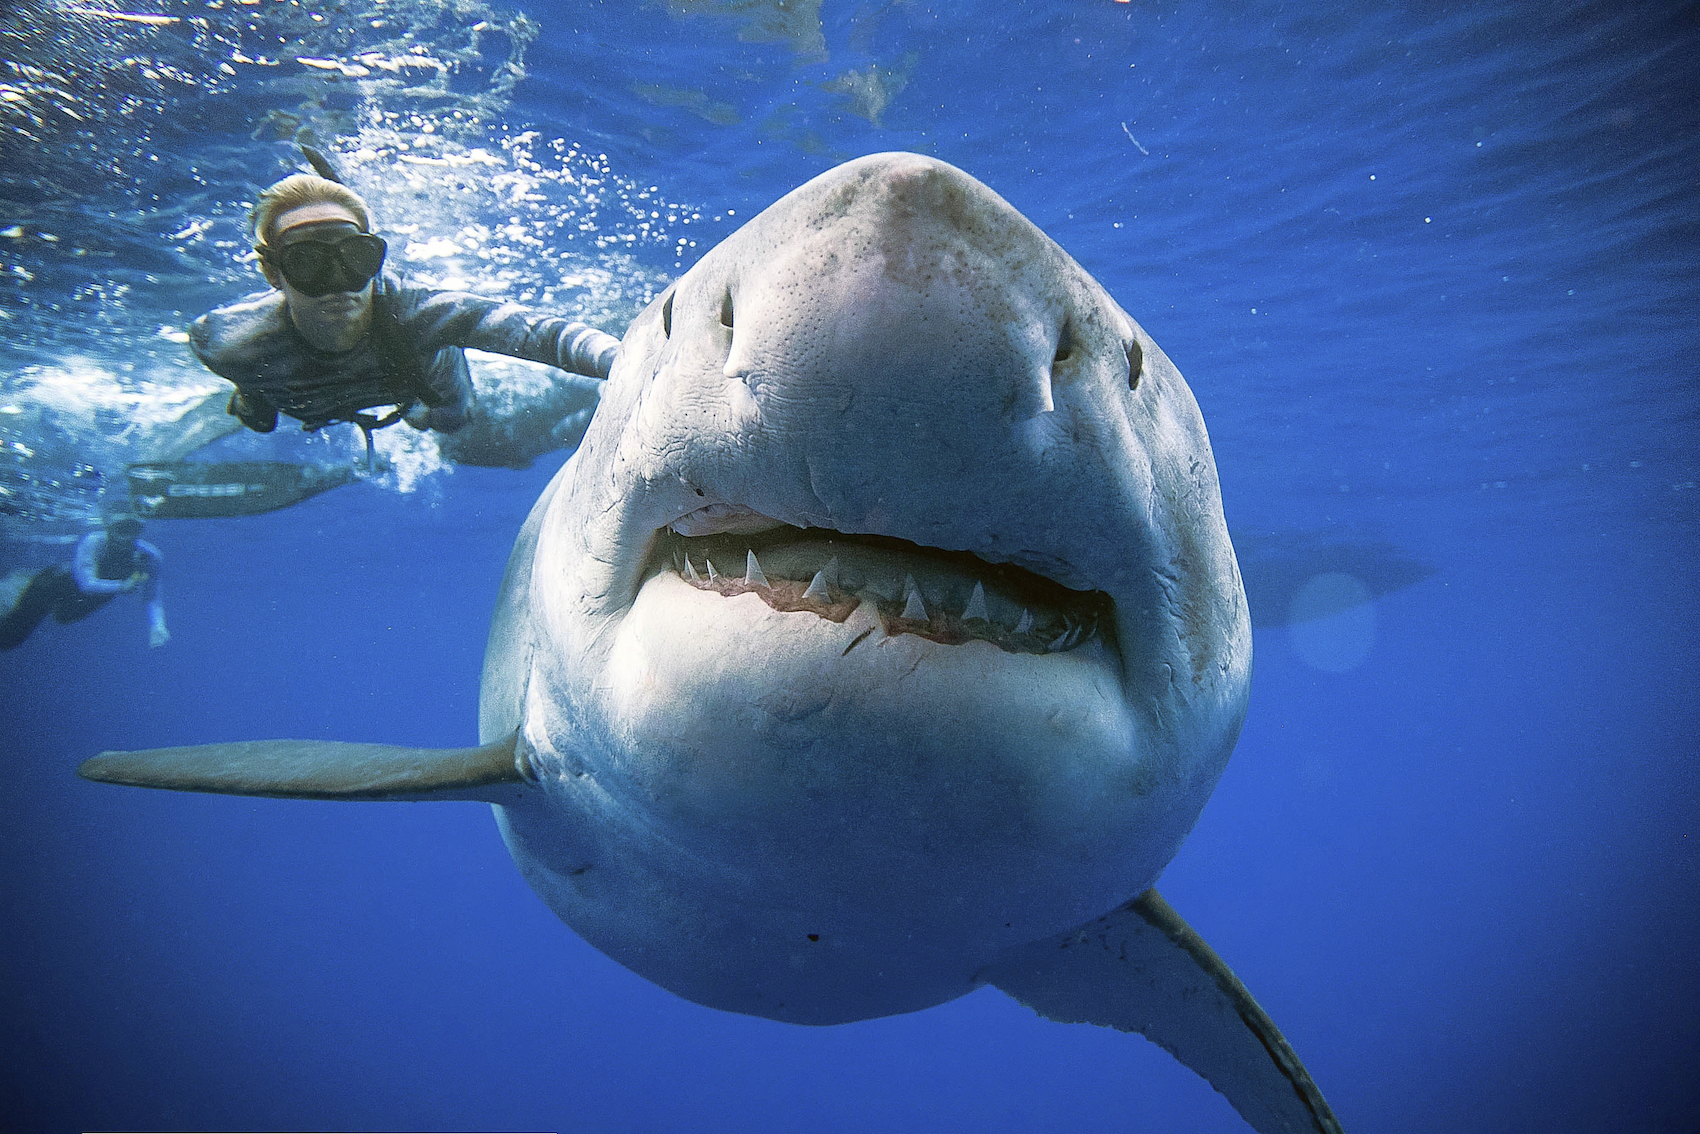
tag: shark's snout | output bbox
[593,160,1157,608]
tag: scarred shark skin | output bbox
[482,151,1252,1025]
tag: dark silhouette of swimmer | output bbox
[0,516,168,649]
[189,172,617,443]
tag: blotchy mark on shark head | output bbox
[839,157,978,294]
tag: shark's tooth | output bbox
[901,576,928,621]
[902,591,929,621]
[962,581,990,622]
[683,557,700,582]
[1048,618,1086,651]
[705,559,719,581]
[1014,609,1033,635]
[745,550,769,587]
[803,570,831,601]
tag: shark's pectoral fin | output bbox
[983,889,1344,1134]
[78,730,535,804]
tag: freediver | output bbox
[0,515,168,650]
[188,170,619,450]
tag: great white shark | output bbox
[82,153,1345,1134]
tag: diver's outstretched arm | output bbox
[135,541,167,647]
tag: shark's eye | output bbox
[720,292,735,329]
[661,292,674,339]
[1127,339,1143,390]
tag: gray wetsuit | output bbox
[189,270,618,433]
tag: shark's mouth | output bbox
[650,524,1113,657]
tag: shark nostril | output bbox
[719,292,735,329]
[1053,321,1075,366]
[1127,339,1143,390]
[661,292,674,339]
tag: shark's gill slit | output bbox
[657,525,1113,657]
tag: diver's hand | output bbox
[123,571,146,592]
[149,620,170,648]
[228,389,278,433]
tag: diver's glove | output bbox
[402,399,468,434]
[228,389,279,433]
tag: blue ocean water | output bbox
[1,1,1695,1131]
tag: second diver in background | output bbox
[189,172,619,442]
[0,516,167,650]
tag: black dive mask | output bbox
[265,233,387,297]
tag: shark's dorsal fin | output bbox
[78,730,534,804]
[983,889,1345,1134]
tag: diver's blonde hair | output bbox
[250,174,373,251]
